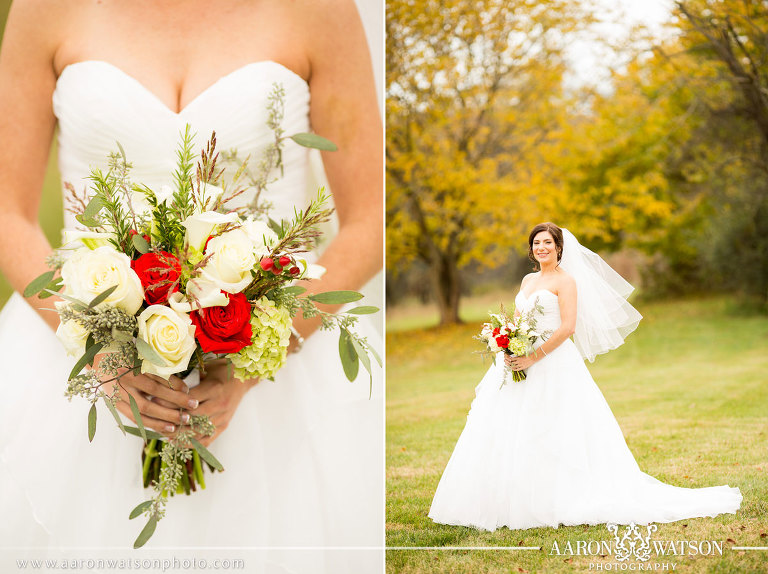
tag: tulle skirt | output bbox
[0,293,383,574]
[428,340,742,531]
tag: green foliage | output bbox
[23,270,55,297]
[170,125,196,222]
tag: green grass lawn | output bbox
[386,294,768,573]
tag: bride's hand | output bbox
[506,354,536,371]
[111,370,197,436]
[186,363,258,447]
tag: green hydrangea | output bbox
[230,296,292,382]
[508,336,529,357]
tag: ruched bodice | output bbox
[514,289,562,337]
[53,60,313,229]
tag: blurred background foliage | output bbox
[0,0,63,306]
[387,0,768,324]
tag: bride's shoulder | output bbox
[554,270,577,292]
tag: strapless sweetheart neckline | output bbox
[55,59,309,116]
[518,287,558,301]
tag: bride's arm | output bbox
[0,2,195,431]
[508,276,577,370]
[187,1,382,442]
[288,0,383,340]
[0,1,63,332]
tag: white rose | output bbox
[182,210,239,253]
[200,228,257,293]
[54,302,89,357]
[242,217,278,257]
[60,246,143,314]
[136,305,197,379]
[168,278,229,313]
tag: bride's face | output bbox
[532,231,557,265]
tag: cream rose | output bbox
[60,246,143,314]
[200,228,257,293]
[136,305,197,379]
[54,302,89,357]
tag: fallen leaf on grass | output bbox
[727,538,736,544]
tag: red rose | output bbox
[132,251,182,305]
[495,334,510,349]
[190,292,253,354]
[492,327,500,337]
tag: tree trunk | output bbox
[430,253,462,325]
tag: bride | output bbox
[0,1,382,572]
[429,222,742,531]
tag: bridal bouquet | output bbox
[477,300,548,385]
[24,86,379,548]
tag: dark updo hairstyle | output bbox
[528,222,564,270]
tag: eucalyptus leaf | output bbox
[338,329,359,382]
[290,133,338,151]
[364,340,383,368]
[38,277,63,299]
[346,306,379,315]
[103,396,126,436]
[23,270,55,298]
[75,213,102,228]
[282,286,307,296]
[50,290,89,309]
[88,284,118,309]
[83,195,105,221]
[87,403,97,442]
[133,517,157,549]
[69,343,103,380]
[129,500,152,520]
[350,336,374,399]
[189,438,224,472]
[308,290,364,305]
[135,337,166,367]
[129,394,147,442]
[132,233,150,254]
[124,426,164,441]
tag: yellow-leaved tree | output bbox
[386,0,585,324]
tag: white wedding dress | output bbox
[0,61,383,573]
[428,288,741,531]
